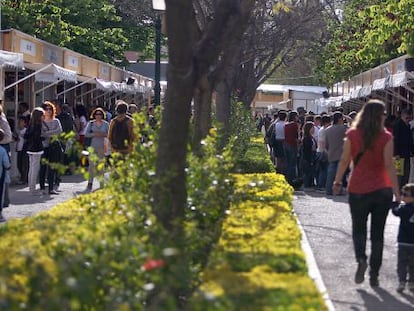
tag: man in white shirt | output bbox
[274,110,287,175]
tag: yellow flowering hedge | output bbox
[0,190,151,310]
[189,173,326,310]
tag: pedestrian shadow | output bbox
[294,190,348,203]
[357,287,414,310]
[9,192,54,205]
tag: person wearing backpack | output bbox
[108,100,135,155]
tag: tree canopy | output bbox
[316,0,413,85]
[1,0,156,64]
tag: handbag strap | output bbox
[353,149,365,167]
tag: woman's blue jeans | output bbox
[348,188,392,276]
[325,161,338,195]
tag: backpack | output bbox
[266,122,277,147]
[57,112,74,133]
[111,117,131,150]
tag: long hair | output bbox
[303,121,314,138]
[30,107,44,126]
[352,99,385,150]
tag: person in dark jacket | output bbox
[392,183,414,293]
[24,108,45,195]
[301,121,317,190]
[393,109,414,189]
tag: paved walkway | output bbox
[294,190,414,311]
[2,174,98,221]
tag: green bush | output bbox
[189,173,326,310]
[233,136,274,173]
[0,108,325,310]
[0,115,237,310]
[0,191,153,310]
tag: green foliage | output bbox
[2,0,128,63]
[229,101,255,160]
[316,0,401,85]
[185,129,235,281]
[358,1,414,58]
[0,107,324,309]
[233,136,274,173]
[189,173,325,310]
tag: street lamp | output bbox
[152,0,165,106]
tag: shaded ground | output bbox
[3,174,97,221]
[294,190,414,311]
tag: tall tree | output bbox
[2,0,128,63]
[150,1,255,306]
[109,0,159,60]
[316,0,398,86]
[213,0,328,133]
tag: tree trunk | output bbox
[240,88,257,110]
[153,1,196,231]
[193,74,212,154]
[150,0,256,307]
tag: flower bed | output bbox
[189,173,326,310]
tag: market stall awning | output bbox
[96,78,147,94]
[390,71,414,88]
[0,50,24,68]
[25,63,78,83]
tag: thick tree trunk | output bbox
[193,74,212,154]
[150,0,255,307]
[153,1,196,231]
[240,88,257,110]
[149,2,196,309]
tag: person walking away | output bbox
[301,121,317,191]
[273,111,287,175]
[255,113,263,132]
[333,99,400,287]
[315,115,331,191]
[284,111,300,186]
[263,113,272,133]
[17,102,30,120]
[0,129,10,222]
[24,108,44,195]
[54,100,75,179]
[392,183,414,293]
[393,109,413,189]
[108,100,135,155]
[0,105,12,207]
[74,103,88,148]
[84,108,109,191]
[265,113,279,164]
[325,111,348,195]
[39,102,63,195]
[16,116,28,184]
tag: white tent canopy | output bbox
[316,71,414,110]
[96,78,147,94]
[30,63,78,83]
[0,50,24,68]
[257,84,327,95]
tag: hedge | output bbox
[189,173,326,310]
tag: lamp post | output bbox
[152,0,165,106]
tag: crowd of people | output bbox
[0,99,155,221]
[262,100,414,292]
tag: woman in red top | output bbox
[333,99,400,287]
